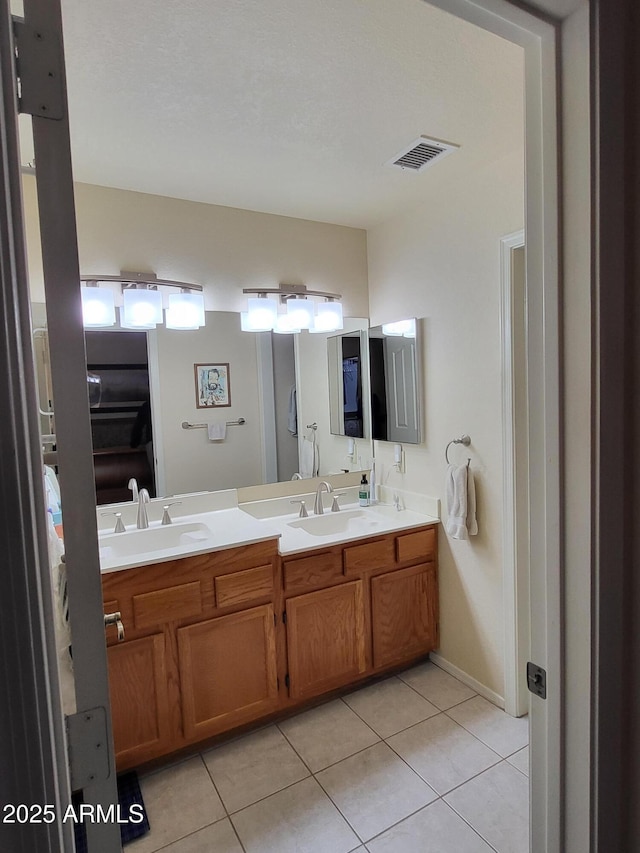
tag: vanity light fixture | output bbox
[242,284,343,334]
[121,285,163,329]
[80,282,116,327]
[80,271,205,331]
[165,291,206,330]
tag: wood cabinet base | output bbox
[103,525,438,770]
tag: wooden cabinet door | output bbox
[178,604,278,740]
[286,581,366,700]
[371,563,438,669]
[107,633,171,768]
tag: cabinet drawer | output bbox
[215,564,273,608]
[343,537,395,574]
[284,551,342,593]
[133,581,202,629]
[396,528,436,564]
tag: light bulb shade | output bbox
[246,296,278,331]
[122,288,163,329]
[81,286,116,327]
[313,300,343,332]
[165,292,205,329]
[273,312,300,334]
[286,297,314,330]
[382,318,415,337]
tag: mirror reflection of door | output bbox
[84,330,156,504]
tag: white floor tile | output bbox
[158,818,243,852]
[445,762,529,853]
[343,676,440,738]
[231,777,360,853]
[127,757,225,853]
[387,713,501,795]
[446,696,529,757]
[367,799,495,853]
[202,725,309,812]
[398,662,476,710]
[316,742,436,841]
[278,699,379,772]
[507,746,529,776]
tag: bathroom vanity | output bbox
[100,498,439,770]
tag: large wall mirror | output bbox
[32,304,373,503]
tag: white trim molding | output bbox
[430,652,505,709]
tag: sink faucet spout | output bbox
[313,481,333,515]
[137,488,150,529]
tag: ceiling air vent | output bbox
[387,136,459,173]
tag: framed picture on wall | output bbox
[194,363,231,408]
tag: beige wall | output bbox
[22,178,369,317]
[367,145,525,698]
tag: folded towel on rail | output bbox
[445,463,478,540]
[207,422,227,441]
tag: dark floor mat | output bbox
[72,770,150,851]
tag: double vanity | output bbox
[99,481,440,770]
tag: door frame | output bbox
[1,1,564,851]
[500,230,530,718]
[426,2,561,850]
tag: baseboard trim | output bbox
[429,652,505,709]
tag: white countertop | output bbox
[99,507,282,573]
[98,499,439,573]
[273,502,439,556]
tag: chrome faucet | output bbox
[136,488,150,529]
[313,481,333,515]
[128,477,139,502]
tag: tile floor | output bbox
[127,661,529,853]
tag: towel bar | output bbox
[181,418,245,430]
[445,434,471,465]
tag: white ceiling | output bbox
[48,0,526,229]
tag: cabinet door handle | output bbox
[104,611,125,642]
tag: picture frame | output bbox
[194,363,231,408]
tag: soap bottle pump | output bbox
[359,474,370,507]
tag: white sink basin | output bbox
[288,508,385,537]
[99,522,214,560]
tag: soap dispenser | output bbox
[359,474,370,507]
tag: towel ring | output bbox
[445,434,471,465]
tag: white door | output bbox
[2,0,121,849]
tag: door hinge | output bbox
[282,611,287,624]
[526,662,547,699]
[66,707,111,790]
[12,18,64,119]
[284,673,290,689]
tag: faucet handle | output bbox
[331,493,346,512]
[101,511,126,534]
[161,501,182,525]
[290,499,308,518]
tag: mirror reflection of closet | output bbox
[327,330,368,438]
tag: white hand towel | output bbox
[466,467,478,536]
[445,464,470,540]
[287,385,298,435]
[207,422,227,441]
[300,436,316,478]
